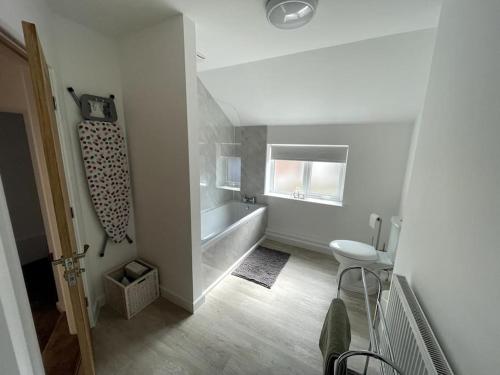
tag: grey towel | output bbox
[319,298,351,375]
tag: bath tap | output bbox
[242,195,257,204]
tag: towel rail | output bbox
[335,266,401,375]
[334,351,404,375]
[361,269,384,375]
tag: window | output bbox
[273,159,305,194]
[216,143,241,191]
[266,144,348,204]
[220,156,241,189]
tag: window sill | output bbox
[217,185,241,192]
[264,192,343,207]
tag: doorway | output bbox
[0,23,95,374]
[0,112,57,343]
[0,112,80,373]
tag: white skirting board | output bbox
[94,286,204,321]
[91,294,106,327]
[265,229,333,256]
[159,286,206,314]
[96,231,329,318]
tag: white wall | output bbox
[398,112,422,218]
[0,0,54,60]
[266,124,413,252]
[49,12,138,320]
[119,15,202,312]
[184,19,203,304]
[394,1,500,373]
[0,0,138,324]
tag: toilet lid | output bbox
[329,240,378,261]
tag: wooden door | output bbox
[22,21,96,375]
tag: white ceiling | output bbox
[46,0,179,37]
[46,0,442,71]
[46,0,440,125]
[199,29,436,126]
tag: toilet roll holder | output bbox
[371,216,382,250]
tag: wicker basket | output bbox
[104,259,159,319]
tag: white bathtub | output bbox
[201,201,266,247]
[201,201,267,292]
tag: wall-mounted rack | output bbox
[67,87,118,123]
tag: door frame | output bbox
[0,22,95,331]
[0,25,77,325]
[47,66,97,327]
[0,24,95,374]
[22,20,95,374]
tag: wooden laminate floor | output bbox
[22,256,60,351]
[42,313,80,375]
[93,240,375,374]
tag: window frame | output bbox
[223,155,241,189]
[269,158,305,196]
[266,145,347,205]
[216,143,241,192]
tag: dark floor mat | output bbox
[232,246,290,288]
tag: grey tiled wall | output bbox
[198,79,268,210]
[198,79,236,211]
[236,126,268,203]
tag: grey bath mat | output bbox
[232,246,290,288]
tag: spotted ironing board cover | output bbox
[78,121,131,243]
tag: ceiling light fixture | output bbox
[266,0,318,30]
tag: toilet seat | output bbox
[329,240,377,261]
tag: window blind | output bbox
[270,144,348,163]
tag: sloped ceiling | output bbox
[46,0,440,126]
[46,0,441,71]
[199,29,436,126]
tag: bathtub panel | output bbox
[202,206,267,291]
[201,201,265,243]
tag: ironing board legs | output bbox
[99,235,108,257]
[99,233,134,257]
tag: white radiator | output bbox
[379,275,454,375]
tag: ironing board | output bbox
[78,120,131,245]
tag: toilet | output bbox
[329,216,402,294]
